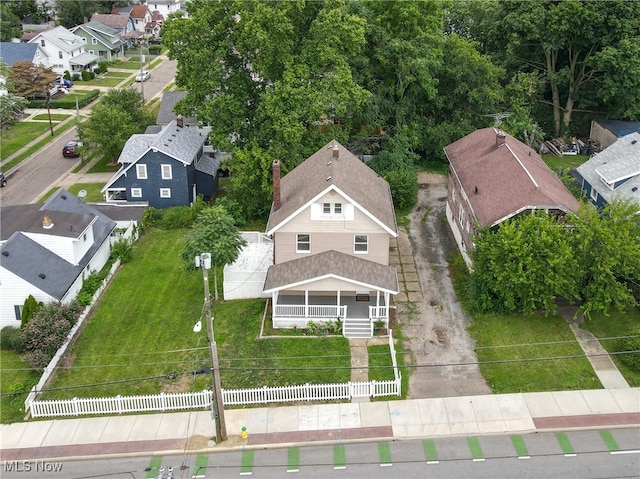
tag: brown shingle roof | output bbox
[266,140,397,235]
[263,250,399,292]
[130,5,149,19]
[445,128,580,227]
[90,14,129,29]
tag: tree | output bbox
[181,206,247,300]
[0,3,22,41]
[469,212,579,315]
[78,88,152,163]
[21,294,42,329]
[0,93,27,129]
[9,61,56,98]
[54,0,125,28]
[572,199,640,318]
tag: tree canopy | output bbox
[9,61,56,98]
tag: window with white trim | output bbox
[458,204,465,225]
[296,234,310,253]
[161,164,172,179]
[92,38,97,44]
[354,235,368,253]
[323,203,331,214]
[160,188,171,198]
[136,164,147,179]
[334,203,342,214]
[58,51,63,59]
[590,186,598,201]
[131,187,142,198]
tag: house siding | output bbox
[22,232,81,265]
[0,268,54,328]
[446,172,476,256]
[580,179,608,209]
[124,151,191,208]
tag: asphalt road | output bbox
[0,59,177,207]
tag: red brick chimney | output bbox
[495,129,506,146]
[272,160,281,211]
[332,144,339,158]
[176,115,183,128]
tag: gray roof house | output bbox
[0,190,117,328]
[0,42,47,67]
[259,140,399,338]
[70,20,126,62]
[577,131,640,209]
[101,118,220,208]
[590,120,640,150]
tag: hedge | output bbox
[27,89,100,109]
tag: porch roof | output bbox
[263,250,399,294]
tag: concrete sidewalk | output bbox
[1,388,638,461]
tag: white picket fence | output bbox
[27,333,401,418]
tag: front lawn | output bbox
[541,153,589,170]
[468,313,601,393]
[583,307,640,387]
[0,122,54,161]
[44,229,351,401]
[0,350,41,424]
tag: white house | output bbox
[28,26,98,76]
[146,0,182,17]
[0,190,144,329]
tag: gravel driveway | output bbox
[399,173,491,398]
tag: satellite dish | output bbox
[77,189,87,201]
[484,112,514,127]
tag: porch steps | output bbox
[343,319,372,338]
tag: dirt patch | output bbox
[400,173,491,398]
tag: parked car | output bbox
[0,172,6,187]
[135,71,151,82]
[62,140,83,158]
[56,78,73,88]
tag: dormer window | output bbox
[334,203,342,214]
[41,39,45,47]
[323,203,331,214]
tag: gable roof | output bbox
[597,120,640,138]
[266,140,397,236]
[71,20,124,47]
[29,26,85,53]
[445,128,580,227]
[263,250,399,293]
[0,190,117,298]
[577,131,640,204]
[157,91,196,125]
[0,42,38,66]
[90,14,131,30]
[130,5,150,19]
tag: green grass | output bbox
[468,313,601,393]
[87,154,120,173]
[31,114,70,121]
[67,183,105,202]
[0,122,53,160]
[0,350,41,424]
[43,229,351,401]
[38,187,59,203]
[582,307,640,387]
[541,154,589,170]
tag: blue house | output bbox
[577,131,640,208]
[102,118,220,208]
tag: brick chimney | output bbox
[176,115,183,128]
[42,215,53,229]
[495,129,506,146]
[332,144,339,158]
[272,160,281,211]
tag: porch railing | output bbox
[274,304,347,318]
[369,305,388,319]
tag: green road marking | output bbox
[333,444,346,469]
[193,454,208,478]
[467,437,485,461]
[511,435,530,458]
[555,432,576,455]
[423,439,439,463]
[600,430,620,452]
[378,442,392,466]
[146,457,162,478]
[287,447,300,472]
[240,449,254,475]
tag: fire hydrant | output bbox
[241,426,248,439]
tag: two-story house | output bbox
[262,141,399,338]
[0,190,117,328]
[112,5,152,34]
[101,118,219,208]
[28,26,98,76]
[577,131,640,208]
[146,0,182,17]
[0,42,48,95]
[90,13,138,42]
[445,128,580,266]
[70,21,126,63]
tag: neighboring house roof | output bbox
[90,14,131,30]
[263,250,399,293]
[596,120,640,138]
[102,119,209,191]
[29,26,85,53]
[0,190,117,299]
[195,155,220,176]
[157,91,196,125]
[130,5,150,19]
[266,140,397,236]
[71,20,125,49]
[92,204,146,223]
[69,52,99,66]
[0,42,38,66]
[445,128,580,227]
[577,131,640,205]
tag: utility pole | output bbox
[197,253,227,442]
[139,40,145,102]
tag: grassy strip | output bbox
[68,183,105,202]
[541,153,589,170]
[468,313,601,393]
[87,154,120,174]
[583,308,640,387]
[38,187,59,203]
[31,114,70,121]
[43,229,351,400]
[1,122,52,160]
[0,350,41,424]
[1,120,76,170]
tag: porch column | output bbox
[305,290,309,318]
[271,291,277,318]
[384,292,389,318]
[337,290,341,318]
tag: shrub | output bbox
[81,70,92,81]
[1,326,24,352]
[21,295,42,329]
[160,205,197,229]
[111,237,133,263]
[63,70,71,80]
[18,301,83,369]
[98,62,108,73]
[215,196,246,226]
[149,46,161,55]
[72,73,81,81]
[76,270,109,307]
[617,331,640,370]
